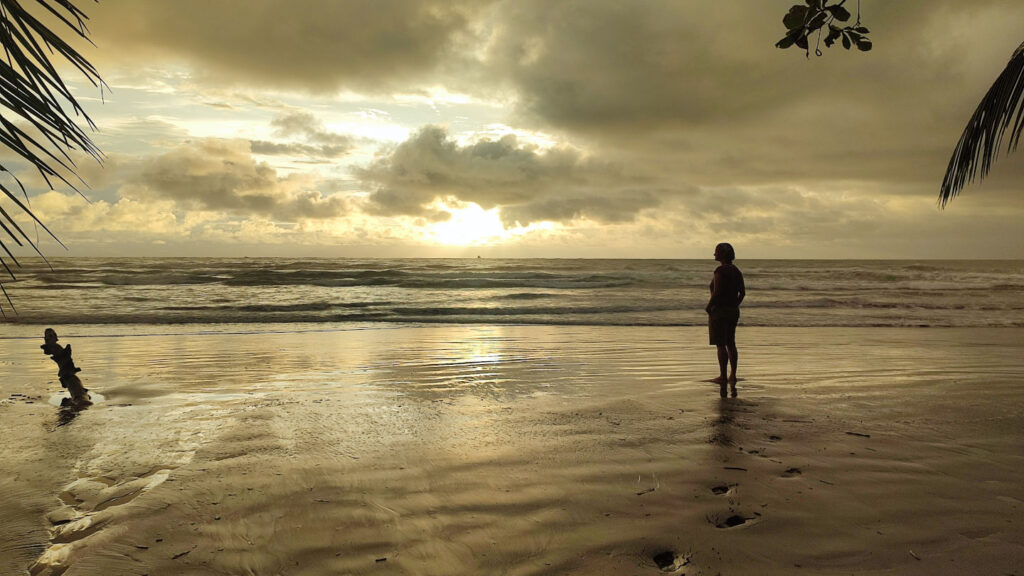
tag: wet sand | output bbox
[2,325,1023,575]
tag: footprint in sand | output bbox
[652,550,691,572]
[710,483,737,495]
[781,467,802,478]
[708,511,761,529]
[31,468,174,576]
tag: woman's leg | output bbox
[713,344,729,383]
[727,343,738,382]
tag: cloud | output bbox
[249,141,348,158]
[84,0,1024,196]
[32,0,1024,257]
[22,190,327,253]
[356,125,664,225]
[25,190,183,242]
[466,0,1024,200]
[132,139,348,220]
[499,191,660,226]
[90,0,492,93]
[250,112,354,158]
[483,1,1023,129]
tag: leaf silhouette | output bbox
[940,42,1024,206]
[0,0,104,316]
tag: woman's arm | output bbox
[706,270,721,313]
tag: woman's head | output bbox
[714,243,735,263]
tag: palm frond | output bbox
[0,0,103,316]
[0,283,12,317]
[940,41,1024,207]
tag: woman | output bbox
[706,242,745,396]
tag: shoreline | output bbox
[6,321,1024,336]
[2,325,1023,575]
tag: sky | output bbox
[6,0,1024,259]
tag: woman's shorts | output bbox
[708,306,740,346]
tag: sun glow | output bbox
[431,203,509,246]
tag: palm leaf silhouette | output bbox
[0,0,103,316]
[940,41,1024,207]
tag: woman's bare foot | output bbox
[711,376,728,384]
[728,375,737,384]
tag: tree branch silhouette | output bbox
[778,2,1024,207]
[776,0,871,57]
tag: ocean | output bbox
[1,258,1023,328]
[5,259,1024,575]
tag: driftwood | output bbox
[41,328,91,406]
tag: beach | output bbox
[2,324,1023,575]
[1,0,1023,571]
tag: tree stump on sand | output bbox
[41,328,91,406]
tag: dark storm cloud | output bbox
[476,0,1024,195]
[134,139,347,220]
[91,0,491,92]
[485,1,1022,129]
[485,1,776,129]
[356,125,664,225]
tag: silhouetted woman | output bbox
[706,243,745,396]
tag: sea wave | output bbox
[492,293,553,300]
[9,312,1024,328]
[5,257,1024,328]
[747,298,1024,310]
[160,301,390,313]
[388,304,681,317]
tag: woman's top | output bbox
[708,263,745,311]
